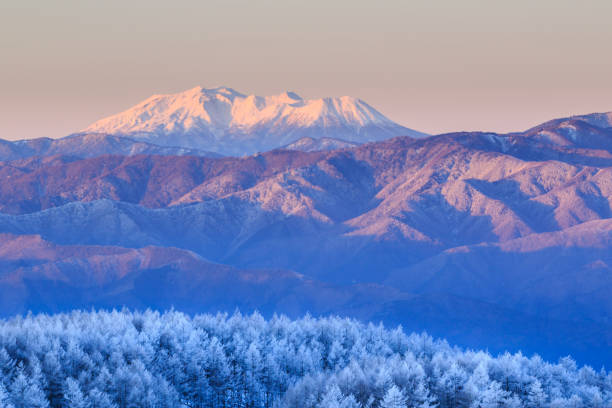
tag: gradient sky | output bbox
[1,0,612,140]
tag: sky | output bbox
[1,0,612,140]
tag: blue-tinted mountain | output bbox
[0,111,612,365]
[0,132,219,161]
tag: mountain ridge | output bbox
[1,108,612,364]
[0,132,221,162]
[281,136,360,152]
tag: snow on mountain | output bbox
[0,133,220,161]
[524,111,612,132]
[519,112,612,151]
[3,109,612,364]
[281,136,360,152]
[3,129,612,278]
[568,111,612,128]
[82,86,426,155]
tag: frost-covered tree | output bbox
[0,310,608,408]
[380,385,406,408]
[0,383,15,408]
[63,378,89,408]
[86,389,116,408]
[526,380,547,408]
[319,385,346,408]
[474,381,510,408]
[412,380,437,408]
[9,371,49,408]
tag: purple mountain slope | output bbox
[0,110,612,365]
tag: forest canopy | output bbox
[0,310,609,408]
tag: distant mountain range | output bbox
[0,89,611,365]
[0,132,220,161]
[82,86,425,155]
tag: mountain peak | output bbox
[183,86,246,102]
[527,111,612,133]
[187,85,241,94]
[263,90,304,106]
[283,91,302,100]
[570,111,612,128]
[209,86,244,96]
[82,86,427,155]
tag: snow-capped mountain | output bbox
[82,86,426,155]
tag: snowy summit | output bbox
[82,86,426,155]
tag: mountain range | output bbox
[0,132,220,162]
[0,88,611,366]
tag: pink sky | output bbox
[1,0,611,140]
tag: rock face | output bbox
[1,110,612,365]
[82,86,426,155]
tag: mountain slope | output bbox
[386,218,612,323]
[521,113,612,151]
[529,111,612,132]
[2,130,612,242]
[1,126,612,286]
[2,111,612,364]
[0,233,609,366]
[0,233,403,318]
[0,133,219,161]
[282,136,360,152]
[82,86,426,155]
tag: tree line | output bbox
[0,310,609,407]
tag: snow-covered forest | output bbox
[0,310,609,408]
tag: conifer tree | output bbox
[0,383,15,408]
[63,378,89,408]
[381,385,406,408]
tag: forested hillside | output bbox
[0,310,609,408]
